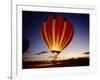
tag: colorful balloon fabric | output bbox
[40,16,74,59]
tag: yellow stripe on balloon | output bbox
[56,34,59,50]
[52,19,56,50]
[58,21,67,51]
[61,27,73,50]
[43,22,51,49]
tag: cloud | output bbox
[83,52,89,54]
[34,51,48,55]
[25,50,48,55]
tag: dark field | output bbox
[22,57,89,69]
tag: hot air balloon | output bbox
[40,16,74,61]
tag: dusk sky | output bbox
[22,11,89,59]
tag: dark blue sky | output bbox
[22,11,89,56]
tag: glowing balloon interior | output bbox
[40,16,74,60]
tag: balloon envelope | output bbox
[40,16,74,58]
